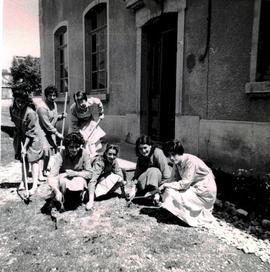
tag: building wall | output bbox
[39,0,137,138]
[180,0,270,172]
[184,0,270,121]
[176,116,270,173]
[199,120,270,173]
[40,0,270,172]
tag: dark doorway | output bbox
[141,13,177,142]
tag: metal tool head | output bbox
[16,189,31,205]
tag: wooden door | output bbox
[141,14,177,142]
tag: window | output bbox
[256,0,270,81]
[54,26,68,93]
[85,3,107,94]
[246,0,270,94]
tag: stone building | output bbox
[39,0,270,172]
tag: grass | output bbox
[0,186,268,272]
[1,105,269,271]
[1,127,15,166]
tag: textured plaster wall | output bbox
[108,0,137,115]
[183,0,208,118]
[176,116,270,173]
[40,0,86,94]
[184,0,270,121]
[181,0,270,171]
[199,120,270,173]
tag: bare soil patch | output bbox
[0,180,269,272]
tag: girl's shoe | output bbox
[85,201,94,211]
[38,175,47,182]
[43,170,49,177]
[126,185,137,200]
[153,193,161,207]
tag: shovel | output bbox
[17,142,31,204]
[86,118,102,141]
[81,118,103,156]
[59,91,68,150]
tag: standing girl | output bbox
[37,85,65,175]
[9,90,44,195]
[69,90,105,157]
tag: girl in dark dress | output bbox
[128,136,171,203]
[9,90,44,195]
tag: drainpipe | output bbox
[199,0,212,63]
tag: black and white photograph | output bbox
[1,0,270,271]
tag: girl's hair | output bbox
[12,89,36,111]
[163,140,185,156]
[44,85,59,98]
[135,135,153,156]
[74,90,87,103]
[63,132,85,148]
[103,144,120,158]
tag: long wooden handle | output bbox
[60,92,68,148]
[21,142,29,198]
[86,118,102,141]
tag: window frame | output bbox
[246,0,270,95]
[53,23,69,96]
[83,0,109,101]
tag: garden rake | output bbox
[127,188,161,207]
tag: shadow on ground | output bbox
[140,206,190,227]
[1,125,14,138]
[0,182,21,189]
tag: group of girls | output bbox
[129,136,217,227]
[47,132,126,212]
[10,86,104,196]
[10,86,217,227]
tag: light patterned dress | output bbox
[69,98,105,156]
[37,100,60,152]
[161,153,217,227]
[69,97,104,132]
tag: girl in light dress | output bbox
[69,90,105,157]
[159,140,217,227]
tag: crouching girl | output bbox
[159,140,217,227]
[128,136,171,204]
[47,132,92,209]
[86,144,126,211]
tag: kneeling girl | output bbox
[160,140,217,227]
[86,144,125,211]
[47,132,92,207]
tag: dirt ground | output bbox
[0,169,269,272]
[1,112,270,272]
